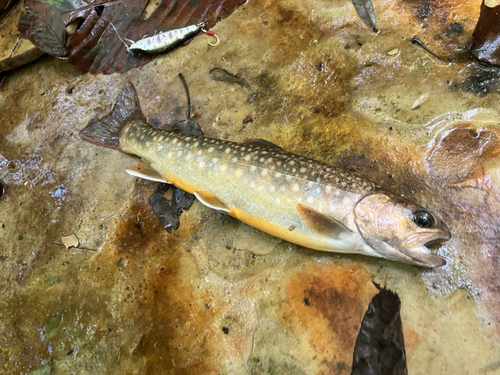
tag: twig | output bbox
[52,242,97,251]
[178,73,191,119]
[9,37,20,59]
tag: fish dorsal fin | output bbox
[296,204,352,237]
[194,191,230,213]
[244,138,283,150]
[126,162,170,183]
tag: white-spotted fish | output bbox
[80,82,451,267]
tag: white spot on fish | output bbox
[285,175,292,181]
[232,157,238,163]
[292,184,299,192]
[220,164,228,172]
[146,142,150,147]
[277,161,282,166]
[270,185,276,192]
[300,167,306,173]
[199,161,206,168]
[250,166,257,172]
[266,157,273,163]
[326,186,332,193]
[225,148,231,153]
[140,135,145,140]
[316,177,322,183]
[177,150,183,157]
[292,168,296,173]
[289,161,295,166]
[274,172,281,178]
[172,139,177,145]
[260,157,265,162]
[235,169,243,177]
[261,170,268,177]
[208,147,214,153]
[306,196,315,204]
[159,136,164,141]
[250,181,256,189]
[186,137,191,141]
[307,181,315,187]
[193,142,199,148]
[167,152,173,158]
[212,158,219,164]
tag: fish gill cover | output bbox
[17,0,246,74]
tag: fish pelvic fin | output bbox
[194,191,230,213]
[80,82,144,151]
[126,162,170,183]
[296,204,352,238]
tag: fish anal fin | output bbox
[126,162,169,183]
[296,204,352,237]
[244,138,283,150]
[194,191,230,213]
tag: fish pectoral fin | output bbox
[194,191,230,213]
[244,138,283,150]
[126,162,170,183]
[296,204,352,238]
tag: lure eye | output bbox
[412,210,436,228]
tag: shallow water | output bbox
[1,0,499,373]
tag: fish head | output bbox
[354,192,451,268]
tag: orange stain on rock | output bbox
[403,326,421,358]
[282,264,375,373]
[88,180,227,373]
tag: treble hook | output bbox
[202,28,219,47]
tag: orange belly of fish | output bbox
[164,174,321,250]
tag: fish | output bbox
[80,82,451,268]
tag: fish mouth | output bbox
[403,227,451,249]
[400,230,451,268]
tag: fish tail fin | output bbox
[80,82,144,151]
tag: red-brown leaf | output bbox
[471,1,500,66]
[18,0,245,74]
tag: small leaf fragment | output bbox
[61,234,79,250]
[352,0,378,32]
[387,48,399,56]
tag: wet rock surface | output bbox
[1,0,500,374]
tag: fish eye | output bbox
[412,210,436,228]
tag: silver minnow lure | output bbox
[111,22,219,54]
[80,82,452,268]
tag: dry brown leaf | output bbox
[0,2,44,73]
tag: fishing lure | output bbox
[112,22,219,54]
